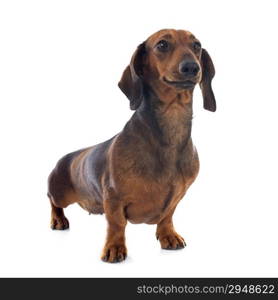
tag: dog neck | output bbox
[124,85,195,177]
[135,84,193,148]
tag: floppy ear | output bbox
[200,49,216,112]
[118,42,146,110]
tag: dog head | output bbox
[118,29,216,112]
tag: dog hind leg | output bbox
[48,195,70,230]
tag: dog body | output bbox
[48,29,216,262]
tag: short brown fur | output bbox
[47,29,216,263]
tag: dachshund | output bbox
[47,29,216,263]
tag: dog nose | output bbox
[179,61,200,77]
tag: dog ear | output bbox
[199,49,216,112]
[118,42,146,110]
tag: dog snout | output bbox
[179,61,200,77]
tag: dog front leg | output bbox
[101,197,127,263]
[156,207,186,250]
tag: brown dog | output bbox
[47,29,216,263]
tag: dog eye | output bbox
[193,41,201,52]
[156,40,169,52]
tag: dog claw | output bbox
[101,245,127,263]
[51,216,69,230]
[158,232,186,250]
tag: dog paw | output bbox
[158,232,186,250]
[101,244,127,263]
[51,216,69,230]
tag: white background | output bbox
[0,0,278,277]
